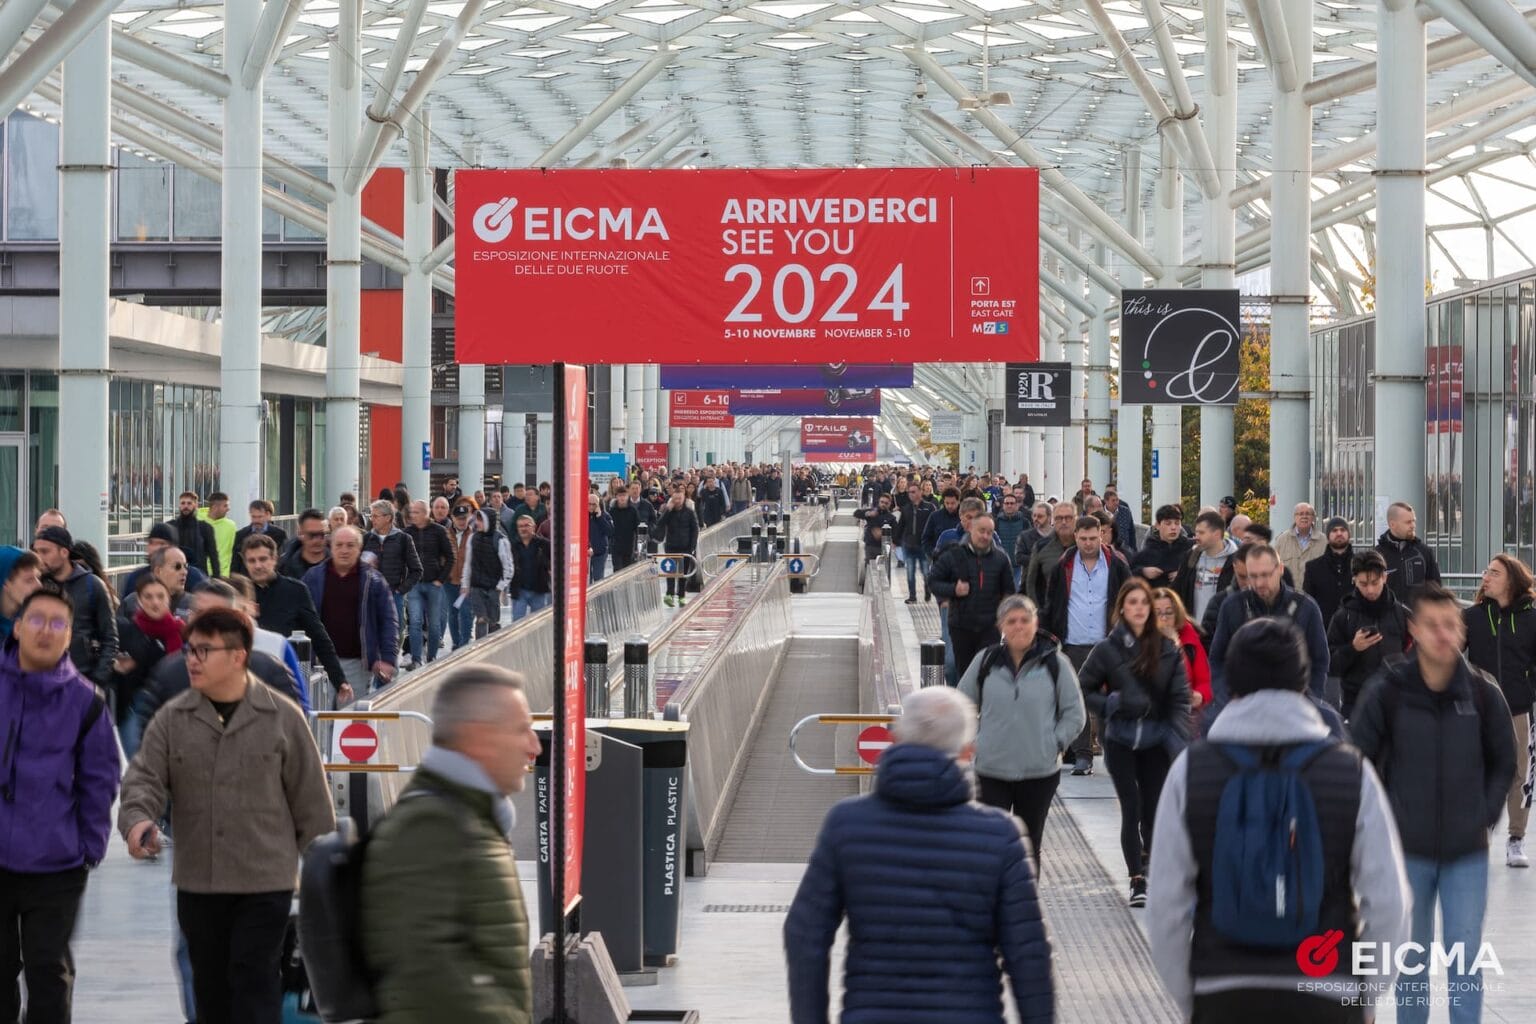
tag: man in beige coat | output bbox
[119,605,334,1024]
[1273,501,1326,585]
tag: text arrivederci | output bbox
[718,195,933,340]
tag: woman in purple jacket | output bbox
[0,588,121,1022]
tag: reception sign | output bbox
[455,168,1040,364]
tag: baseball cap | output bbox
[35,526,73,551]
[452,503,472,516]
[1219,496,1238,510]
[148,522,177,544]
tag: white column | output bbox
[1087,240,1113,488]
[220,1,263,506]
[646,365,663,444]
[535,413,554,485]
[626,364,645,455]
[502,411,527,488]
[1270,2,1314,511]
[1200,11,1237,508]
[400,106,432,498]
[1374,0,1427,525]
[458,365,486,494]
[1116,145,1146,521]
[1064,337,1086,485]
[995,365,1015,476]
[325,0,362,502]
[58,19,110,553]
[1150,130,1184,513]
[1042,330,1065,496]
[608,365,626,452]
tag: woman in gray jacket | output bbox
[959,595,1086,866]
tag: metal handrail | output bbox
[787,713,898,776]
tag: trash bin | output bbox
[595,720,690,967]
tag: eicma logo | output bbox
[1296,932,1504,979]
[471,196,669,244]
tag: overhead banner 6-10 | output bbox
[1118,289,1242,406]
[453,168,1040,365]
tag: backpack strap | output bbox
[76,689,107,748]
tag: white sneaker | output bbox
[1508,837,1529,868]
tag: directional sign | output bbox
[856,724,894,765]
[660,557,677,574]
[338,722,379,763]
[788,557,805,575]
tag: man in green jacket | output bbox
[362,666,543,1023]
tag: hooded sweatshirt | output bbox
[1147,690,1410,1017]
[0,546,25,642]
[0,648,121,872]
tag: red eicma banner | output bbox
[669,390,734,427]
[559,365,588,915]
[801,416,876,462]
[633,442,670,475]
[453,168,1040,365]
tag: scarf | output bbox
[134,609,186,654]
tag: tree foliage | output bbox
[912,416,959,468]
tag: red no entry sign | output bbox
[856,725,894,765]
[338,722,379,763]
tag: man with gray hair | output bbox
[785,687,1054,1024]
[361,666,542,1022]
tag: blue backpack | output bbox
[1208,740,1333,948]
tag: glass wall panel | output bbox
[116,151,171,241]
[6,114,60,240]
[173,166,221,240]
[0,374,23,432]
[28,374,58,528]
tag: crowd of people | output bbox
[791,465,1534,1024]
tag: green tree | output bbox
[912,416,958,469]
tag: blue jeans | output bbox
[904,549,930,600]
[513,590,552,621]
[406,583,447,664]
[1397,852,1489,1024]
[940,611,957,685]
[448,587,474,649]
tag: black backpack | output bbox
[974,641,1063,718]
[298,788,464,1023]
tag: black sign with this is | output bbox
[1004,362,1072,426]
[1118,289,1241,406]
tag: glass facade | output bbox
[1312,273,1536,578]
[2,113,317,243]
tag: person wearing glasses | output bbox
[119,521,210,599]
[0,589,121,1024]
[119,605,334,1024]
[280,509,332,580]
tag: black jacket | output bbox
[695,485,729,528]
[895,499,937,554]
[1173,544,1236,623]
[1304,545,1355,627]
[252,575,348,688]
[363,529,423,595]
[608,502,641,561]
[169,513,220,578]
[405,521,456,586]
[1351,656,1515,861]
[57,565,117,686]
[280,545,327,581]
[1463,598,1536,716]
[1129,534,1194,584]
[141,649,302,719]
[853,507,898,556]
[511,537,552,595]
[1375,531,1442,604]
[653,503,700,553]
[1327,589,1412,715]
[231,524,289,578]
[1078,623,1192,750]
[928,541,1015,633]
[1042,551,1132,644]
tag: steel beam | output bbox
[242,0,308,90]
[1150,131,1183,513]
[907,47,1160,277]
[1428,0,1536,90]
[1117,145,1146,520]
[0,0,51,66]
[347,0,488,194]
[348,0,431,185]
[1255,0,1299,92]
[535,47,676,168]
[633,122,696,169]
[577,107,683,168]
[0,0,126,121]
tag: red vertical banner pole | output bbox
[550,362,589,1022]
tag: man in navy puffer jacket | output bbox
[784,687,1053,1024]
